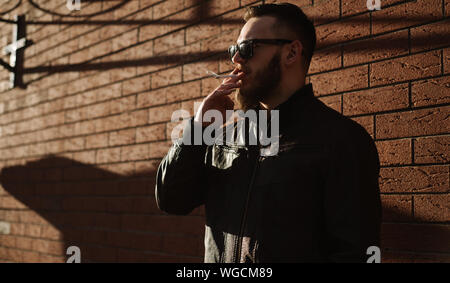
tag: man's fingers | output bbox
[216,88,234,95]
[220,82,241,89]
[222,70,244,84]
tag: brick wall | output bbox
[0,0,448,262]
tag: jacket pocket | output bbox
[209,144,246,170]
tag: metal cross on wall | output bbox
[0,15,32,89]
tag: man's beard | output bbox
[235,50,282,111]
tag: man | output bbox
[155,3,381,263]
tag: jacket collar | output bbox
[272,83,315,131]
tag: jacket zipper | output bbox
[234,146,261,263]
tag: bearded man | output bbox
[155,3,381,263]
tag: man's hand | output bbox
[194,68,245,127]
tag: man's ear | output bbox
[286,40,303,64]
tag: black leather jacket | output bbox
[155,84,381,262]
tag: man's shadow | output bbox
[0,155,205,262]
[0,155,448,262]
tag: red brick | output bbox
[132,196,161,214]
[371,51,441,86]
[137,89,167,108]
[106,230,162,251]
[149,141,173,158]
[86,102,111,119]
[86,133,109,149]
[162,42,202,69]
[380,165,449,193]
[166,81,201,103]
[139,22,165,43]
[22,251,40,263]
[83,245,117,262]
[201,77,221,97]
[303,0,339,25]
[414,136,450,164]
[134,39,154,61]
[136,124,166,142]
[140,0,160,8]
[162,235,202,256]
[309,65,368,96]
[40,225,62,240]
[381,195,413,222]
[382,251,450,263]
[381,223,450,253]
[208,0,241,17]
[372,0,443,35]
[154,30,185,54]
[350,115,374,138]
[122,75,151,96]
[444,48,450,74]
[447,0,450,17]
[411,19,450,52]
[341,0,369,17]
[79,29,103,49]
[318,94,341,113]
[315,13,370,49]
[201,28,239,53]
[109,128,136,146]
[96,147,121,164]
[343,30,409,67]
[186,21,221,45]
[343,83,409,115]
[148,103,182,124]
[6,248,22,262]
[64,137,85,152]
[412,76,450,107]
[109,62,137,83]
[97,83,122,102]
[183,60,219,82]
[78,120,96,136]
[151,67,182,89]
[375,139,412,166]
[110,96,136,115]
[31,239,65,255]
[10,223,26,236]
[376,106,450,139]
[153,0,184,20]
[73,150,97,165]
[122,109,148,127]
[121,144,149,161]
[102,162,135,177]
[414,195,450,222]
[114,0,140,19]
[309,45,341,74]
[0,235,15,248]
[240,0,265,7]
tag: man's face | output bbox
[232,17,284,111]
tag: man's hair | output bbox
[243,3,316,73]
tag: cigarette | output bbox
[205,69,238,79]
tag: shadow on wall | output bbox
[0,155,449,262]
[0,155,205,262]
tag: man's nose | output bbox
[232,51,245,64]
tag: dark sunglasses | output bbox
[228,39,293,62]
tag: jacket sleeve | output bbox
[155,118,208,215]
[323,124,382,262]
